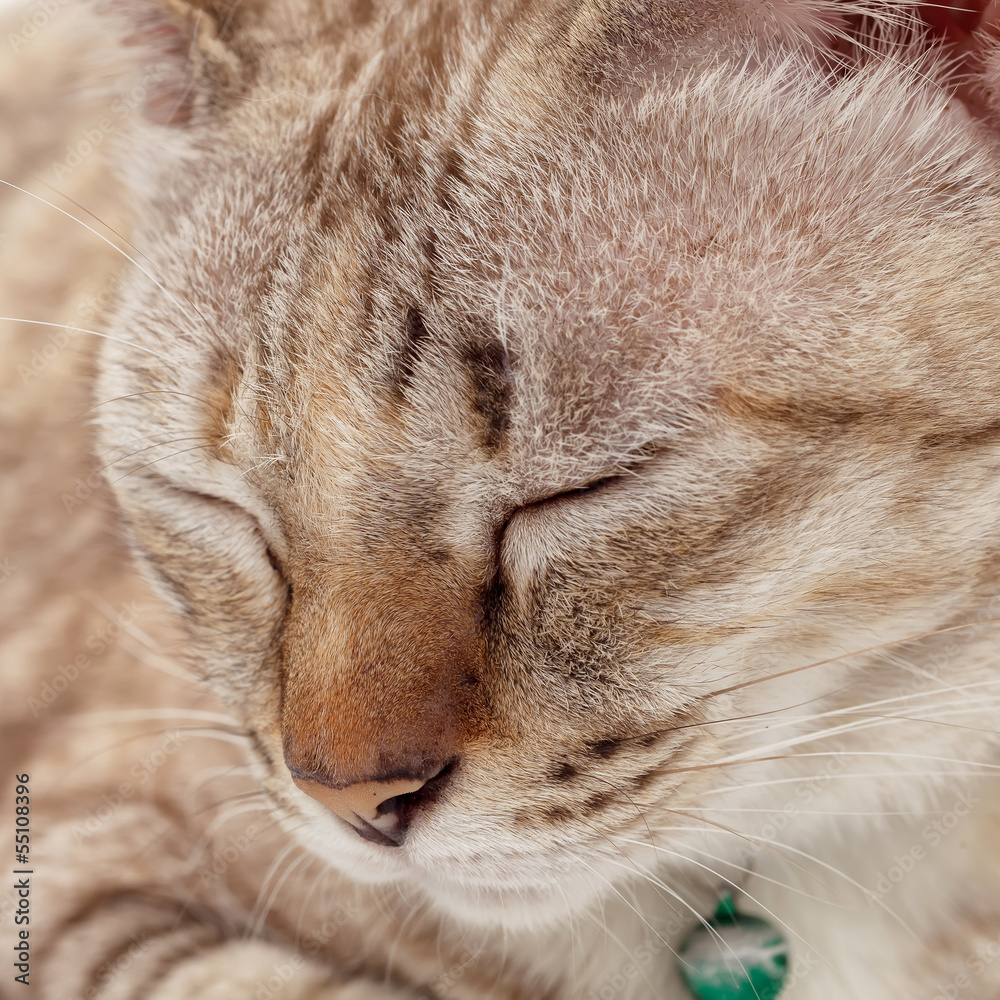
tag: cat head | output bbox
[95,0,1000,927]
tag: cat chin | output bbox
[290,825,412,886]
[291,818,608,929]
[417,874,599,931]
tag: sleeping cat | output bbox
[5,0,1000,996]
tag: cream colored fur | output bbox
[4,1,1000,998]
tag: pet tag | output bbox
[676,895,789,1000]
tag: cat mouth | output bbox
[332,812,403,848]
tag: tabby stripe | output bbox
[393,307,431,395]
[35,888,178,969]
[460,330,513,451]
[104,924,229,999]
[43,892,223,1000]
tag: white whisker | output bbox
[0,178,214,340]
[601,845,835,972]
[0,316,173,363]
[66,708,242,727]
[749,834,918,939]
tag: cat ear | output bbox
[764,0,1000,125]
[598,0,1000,130]
[100,0,241,126]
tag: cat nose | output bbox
[290,762,454,847]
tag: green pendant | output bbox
[676,896,789,1000]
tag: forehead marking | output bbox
[392,307,431,397]
[436,147,472,213]
[461,328,514,452]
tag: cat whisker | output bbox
[713,715,1000,763]
[193,788,270,820]
[615,835,852,908]
[704,712,999,760]
[80,588,192,662]
[47,722,250,786]
[665,808,825,888]
[571,811,790,989]
[115,635,204,685]
[624,671,1000,748]
[66,708,243,727]
[35,176,158,269]
[108,442,224,484]
[709,684,1000,748]
[694,769,1000,799]
[747,675,1000,726]
[683,805,970,816]
[199,797,273,847]
[583,841,807,994]
[566,768,660,855]
[550,882,583,981]
[228,455,287,485]
[704,614,1000,700]
[187,764,256,791]
[382,885,428,985]
[747,832,920,939]
[599,845,835,973]
[177,727,261,749]
[80,389,233,418]
[249,842,316,939]
[725,696,1000,745]
[0,179,220,345]
[97,435,218,476]
[630,687,858,744]
[293,866,335,955]
[0,316,173,363]
[564,848,690,970]
[577,888,667,998]
[718,680,1000,734]
[841,710,1000,734]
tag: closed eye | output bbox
[556,475,619,497]
[543,441,663,504]
[161,480,287,577]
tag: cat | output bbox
[5,0,1000,997]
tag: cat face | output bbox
[96,0,1000,927]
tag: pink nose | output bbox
[292,774,431,846]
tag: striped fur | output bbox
[6,0,1000,997]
